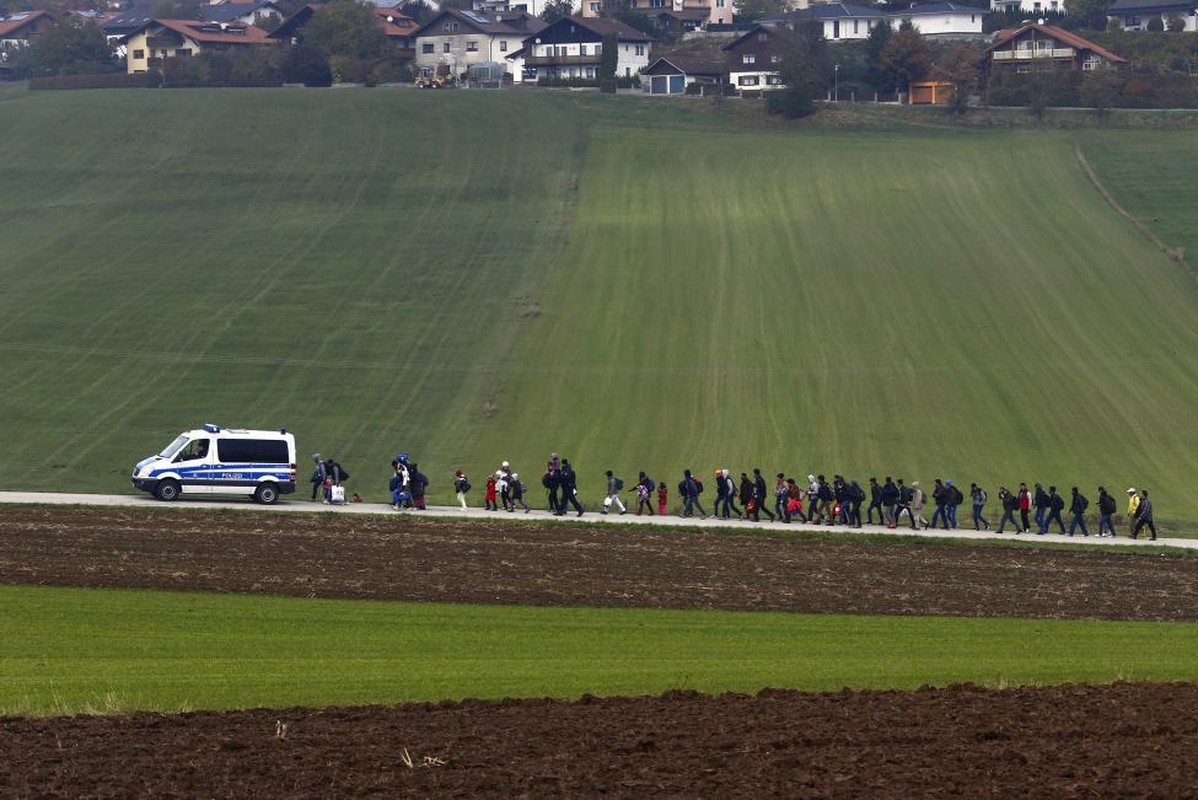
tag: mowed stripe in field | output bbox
[0,91,585,490]
[473,127,1198,519]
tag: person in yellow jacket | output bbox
[1126,488,1140,537]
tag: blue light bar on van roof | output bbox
[280,427,287,434]
[203,423,221,433]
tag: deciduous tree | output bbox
[876,21,930,94]
[23,17,112,75]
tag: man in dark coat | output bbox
[556,458,584,517]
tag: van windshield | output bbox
[158,435,188,459]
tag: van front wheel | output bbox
[254,484,279,505]
[156,479,181,502]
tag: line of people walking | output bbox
[407,454,1160,539]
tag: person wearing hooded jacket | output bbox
[1068,486,1090,537]
[1097,486,1117,537]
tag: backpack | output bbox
[1077,494,1089,511]
[900,486,914,505]
[1051,493,1065,511]
[461,480,472,493]
[694,479,704,494]
[613,477,624,491]
[645,478,656,493]
[978,488,988,505]
[951,486,964,505]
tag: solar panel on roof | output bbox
[460,10,491,24]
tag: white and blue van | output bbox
[131,424,297,504]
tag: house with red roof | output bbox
[980,23,1127,77]
[123,19,276,74]
[0,10,55,62]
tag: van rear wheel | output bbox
[156,479,181,502]
[254,483,279,505]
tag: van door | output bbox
[172,437,213,494]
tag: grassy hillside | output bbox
[1,88,1196,526]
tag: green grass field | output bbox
[3,585,1194,716]
[1,88,1196,529]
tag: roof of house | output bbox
[199,2,281,24]
[890,2,982,15]
[1108,0,1196,11]
[265,4,316,40]
[644,54,726,75]
[764,2,879,22]
[373,7,418,38]
[987,22,1127,63]
[414,7,547,38]
[721,23,794,51]
[130,18,275,45]
[0,10,51,38]
[529,14,654,42]
[104,9,157,34]
[649,8,711,22]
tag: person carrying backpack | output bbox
[866,477,883,525]
[680,469,707,519]
[997,487,1020,533]
[556,458,584,517]
[929,478,949,530]
[1097,486,1117,537]
[634,472,656,516]
[603,470,627,515]
[970,483,990,531]
[1039,485,1066,534]
[1068,486,1090,537]
[454,470,471,511]
[847,480,864,528]
[945,479,963,529]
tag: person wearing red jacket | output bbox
[1017,482,1032,533]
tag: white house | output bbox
[763,2,982,41]
[514,15,653,83]
[412,7,546,81]
[1106,0,1198,30]
[990,0,1068,15]
[887,2,985,37]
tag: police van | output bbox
[131,424,297,504]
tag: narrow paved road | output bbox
[1,492,1192,549]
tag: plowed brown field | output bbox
[2,506,1195,798]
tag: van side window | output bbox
[176,439,209,462]
[217,439,289,464]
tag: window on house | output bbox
[743,53,756,64]
[738,75,759,85]
[580,44,587,55]
[132,49,145,59]
[443,42,450,52]
[467,40,478,51]
[716,0,725,6]
[766,74,782,84]
[174,49,191,57]
[500,40,508,51]
[770,54,779,64]
[853,20,858,33]
[422,42,433,53]
[636,44,645,55]
[757,31,767,41]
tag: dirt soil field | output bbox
[2,506,1196,798]
[1,506,1195,621]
